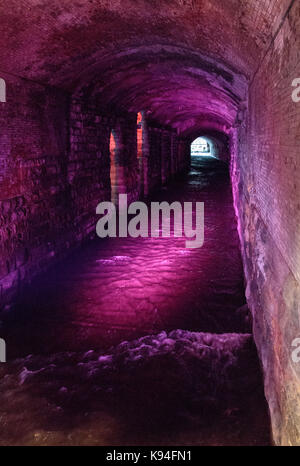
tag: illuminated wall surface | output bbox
[0,0,300,446]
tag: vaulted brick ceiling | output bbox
[0,0,291,135]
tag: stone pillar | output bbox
[141,117,150,198]
[110,127,127,206]
[170,133,177,177]
[161,129,172,185]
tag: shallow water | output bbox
[2,158,248,356]
[0,157,271,445]
[0,330,270,446]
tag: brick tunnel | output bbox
[0,0,300,447]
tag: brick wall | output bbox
[231,0,300,445]
[145,124,186,194]
[0,86,186,312]
[69,98,112,235]
[0,74,70,311]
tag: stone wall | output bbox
[0,85,186,312]
[0,74,70,312]
[69,98,111,240]
[231,0,300,446]
[145,123,187,194]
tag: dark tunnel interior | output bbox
[0,0,300,446]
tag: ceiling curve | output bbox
[0,0,291,133]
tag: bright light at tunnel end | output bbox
[191,136,214,158]
[96,194,204,249]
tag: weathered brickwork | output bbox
[0,85,186,312]
[144,124,186,194]
[2,0,299,445]
[231,1,300,446]
[0,74,70,311]
[69,98,112,236]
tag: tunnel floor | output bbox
[0,157,271,446]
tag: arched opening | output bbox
[191,137,213,158]
[2,0,298,446]
[189,132,230,163]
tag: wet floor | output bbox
[0,157,271,445]
[3,157,248,356]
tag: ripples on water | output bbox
[0,158,271,445]
[0,330,270,446]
